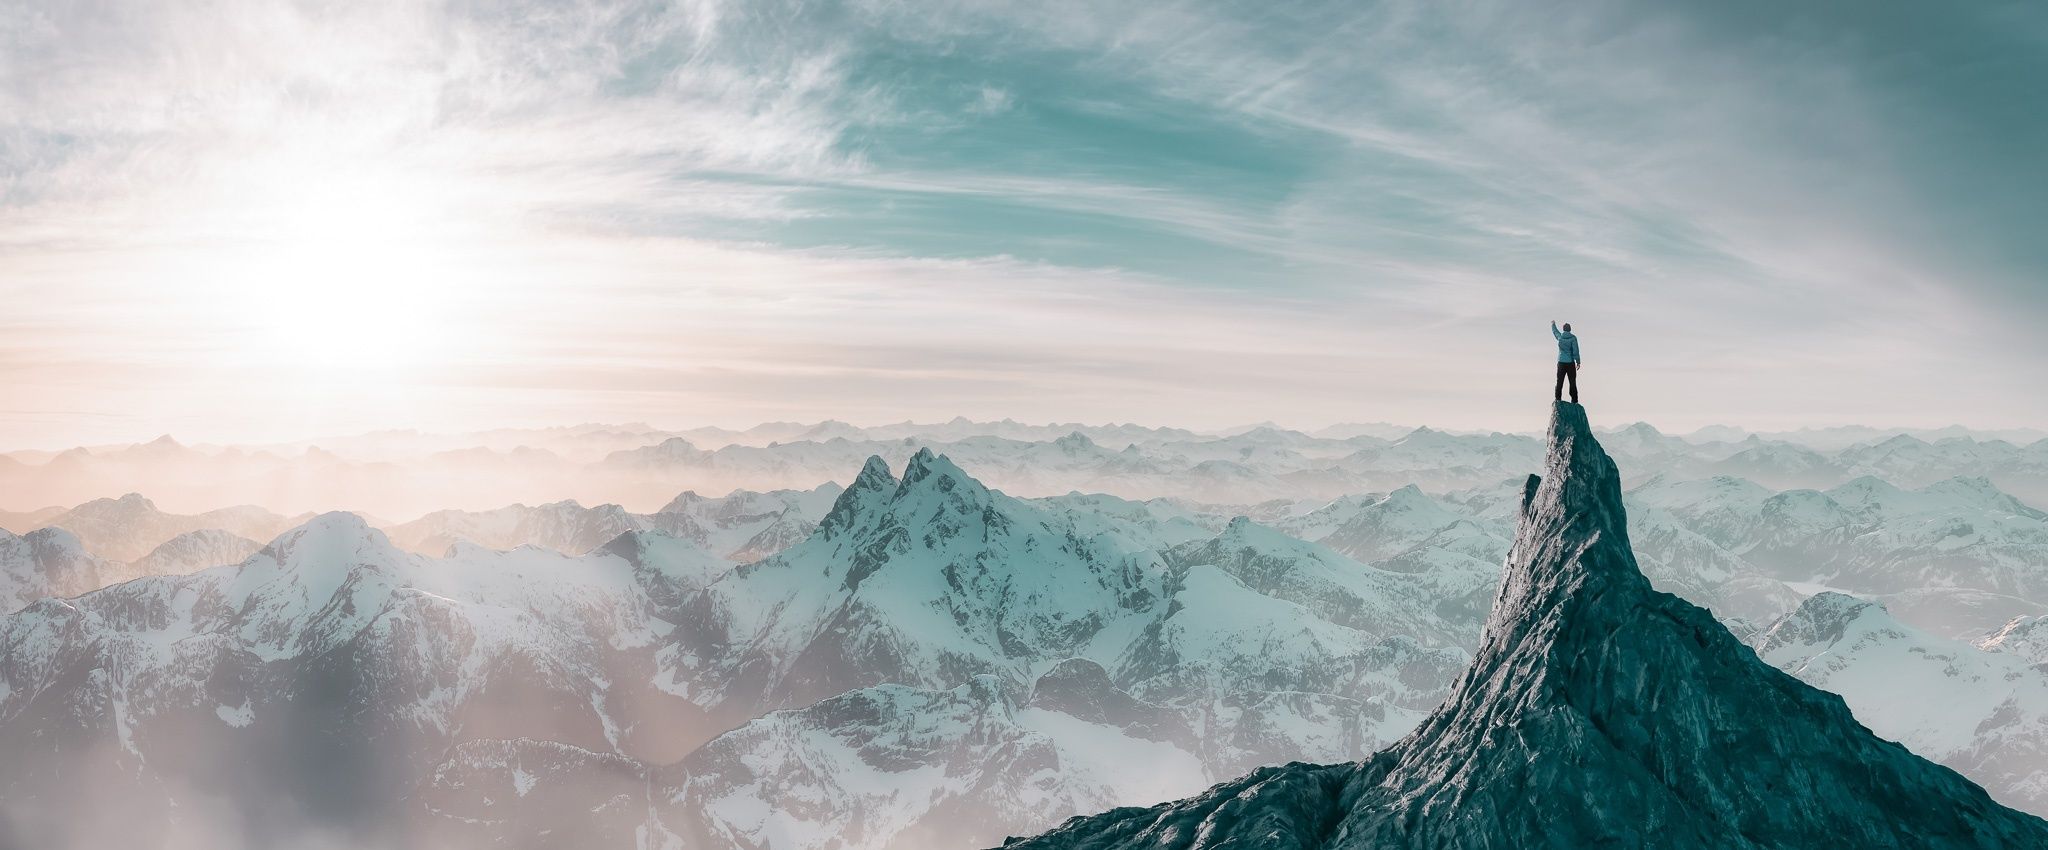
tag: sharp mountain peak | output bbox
[1002,401,2048,850]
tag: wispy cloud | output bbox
[1,0,2044,446]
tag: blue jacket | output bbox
[1552,323,1580,363]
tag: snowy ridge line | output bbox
[5,435,2048,848]
[999,402,2048,850]
[8,417,2048,523]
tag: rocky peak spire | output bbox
[1002,401,2048,850]
[1491,401,1643,637]
[896,448,983,500]
[815,455,900,540]
[898,446,941,487]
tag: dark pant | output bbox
[1554,362,1579,402]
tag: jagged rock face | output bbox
[1003,403,2048,850]
[672,450,1172,715]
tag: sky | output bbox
[3,0,2045,448]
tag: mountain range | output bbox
[1002,403,2048,849]
[9,419,2048,521]
[5,415,2048,847]
[0,451,1487,847]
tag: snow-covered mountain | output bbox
[0,452,1488,848]
[1704,436,1845,490]
[0,525,263,616]
[129,528,264,576]
[381,484,838,561]
[0,485,839,610]
[1005,403,2048,850]
[1248,477,1801,629]
[662,450,1481,754]
[413,665,1212,850]
[0,526,116,613]
[413,452,1494,849]
[385,499,674,556]
[1630,473,2048,637]
[1979,614,2048,664]
[1756,592,2048,814]
[662,669,1206,850]
[2,492,301,562]
[6,418,2048,848]
[0,515,723,847]
[655,484,845,562]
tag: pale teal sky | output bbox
[2,0,2044,446]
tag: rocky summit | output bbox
[1001,402,2048,850]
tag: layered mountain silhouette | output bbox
[1002,402,2048,850]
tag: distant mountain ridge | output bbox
[1001,403,2048,850]
[0,452,1491,848]
[5,417,2048,848]
[10,418,2048,520]
[0,486,842,575]
[0,492,302,562]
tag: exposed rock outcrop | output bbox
[1002,402,2048,850]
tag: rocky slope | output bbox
[1757,592,2048,815]
[1001,402,2048,850]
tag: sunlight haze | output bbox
[4,0,2045,447]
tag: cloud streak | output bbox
[2,0,2044,447]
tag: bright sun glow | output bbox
[217,165,476,377]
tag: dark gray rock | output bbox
[1001,402,2048,850]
